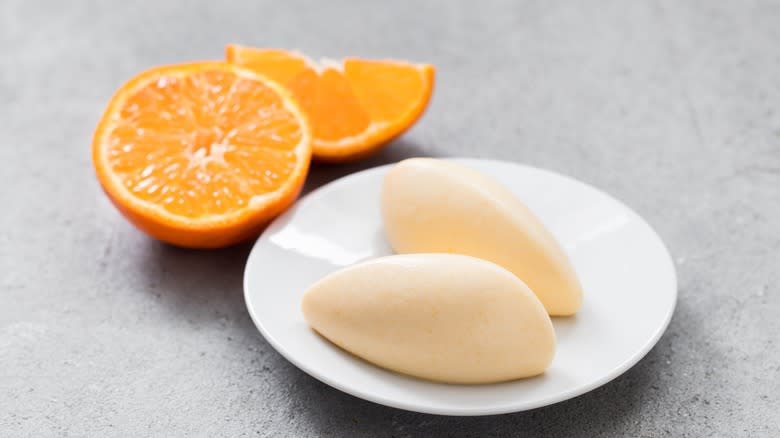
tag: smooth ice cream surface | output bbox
[301,254,555,384]
[381,158,583,316]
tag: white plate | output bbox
[244,158,676,416]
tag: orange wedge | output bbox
[226,45,435,162]
[92,62,312,248]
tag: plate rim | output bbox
[243,157,678,416]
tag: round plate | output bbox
[244,158,676,416]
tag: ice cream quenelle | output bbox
[301,254,555,384]
[381,158,583,316]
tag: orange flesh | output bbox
[104,68,303,218]
[290,68,372,143]
[344,59,430,123]
[226,45,434,162]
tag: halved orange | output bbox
[226,45,435,162]
[92,62,312,248]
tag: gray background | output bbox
[2,0,778,436]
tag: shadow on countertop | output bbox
[301,138,439,196]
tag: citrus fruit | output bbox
[92,62,312,248]
[226,45,435,162]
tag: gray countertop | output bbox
[2,0,779,436]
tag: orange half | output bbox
[226,45,435,162]
[92,62,312,248]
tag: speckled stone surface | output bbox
[2,0,779,436]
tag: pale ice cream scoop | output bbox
[301,253,555,384]
[381,158,583,316]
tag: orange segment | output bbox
[290,68,372,143]
[225,47,309,85]
[92,62,312,248]
[226,45,435,162]
[344,59,431,122]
